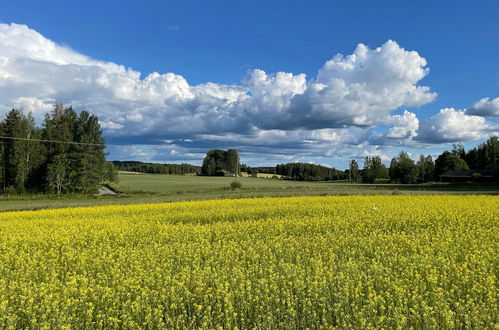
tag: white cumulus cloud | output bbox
[416,108,494,143]
[465,97,499,117]
[0,23,437,138]
[386,111,419,139]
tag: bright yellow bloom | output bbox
[0,196,497,328]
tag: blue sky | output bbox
[0,0,498,168]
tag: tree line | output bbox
[276,163,346,181]
[240,165,277,175]
[347,136,498,184]
[113,161,200,175]
[0,105,115,194]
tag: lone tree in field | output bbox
[201,149,240,176]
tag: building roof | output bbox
[440,169,496,177]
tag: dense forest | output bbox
[113,161,200,175]
[276,163,346,181]
[0,105,115,194]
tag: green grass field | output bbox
[0,172,497,212]
[117,172,335,193]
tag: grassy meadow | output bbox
[0,196,497,328]
[0,171,498,212]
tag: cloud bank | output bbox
[0,23,496,166]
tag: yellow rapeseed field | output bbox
[0,196,497,328]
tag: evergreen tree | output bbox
[23,113,45,191]
[73,111,105,192]
[43,104,73,157]
[465,136,499,170]
[43,104,75,193]
[0,104,111,194]
[3,109,26,191]
[0,120,5,192]
[1,109,43,192]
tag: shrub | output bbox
[230,180,242,190]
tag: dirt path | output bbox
[97,185,117,196]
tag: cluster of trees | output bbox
[348,156,389,184]
[388,152,434,184]
[459,136,498,170]
[113,161,200,175]
[201,149,240,176]
[0,105,115,194]
[276,163,346,181]
[366,136,499,184]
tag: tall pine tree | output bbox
[73,111,106,192]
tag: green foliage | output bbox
[389,151,417,184]
[276,163,345,181]
[435,151,456,176]
[451,143,465,159]
[454,158,469,170]
[113,161,199,175]
[362,155,387,183]
[464,136,499,170]
[435,151,470,176]
[201,149,240,176]
[226,149,239,175]
[103,162,119,182]
[230,180,242,190]
[47,154,71,194]
[73,111,105,192]
[0,104,109,194]
[416,154,435,183]
[348,160,361,183]
[0,109,44,192]
[240,164,276,175]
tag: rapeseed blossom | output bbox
[0,196,497,328]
